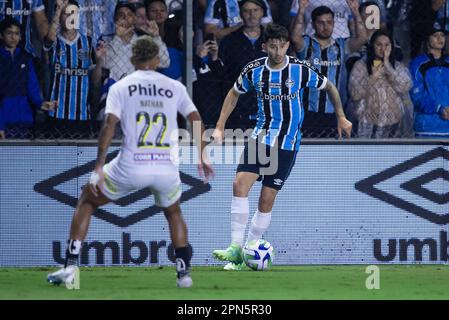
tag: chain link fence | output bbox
[1,0,448,140]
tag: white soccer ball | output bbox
[243,239,274,271]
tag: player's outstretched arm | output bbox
[187,111,215,184]
[90,113,119,196]
[324,81,352,139]
[212,88,240,144]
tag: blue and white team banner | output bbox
[0,143,448,266]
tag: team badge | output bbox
[285,78,295,88]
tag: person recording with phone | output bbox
[193,33,225,128]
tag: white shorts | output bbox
[100,157,182,208]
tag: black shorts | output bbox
[236,138,298,190]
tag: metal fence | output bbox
[1,0,448,140]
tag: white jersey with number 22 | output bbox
[105,70,197,174]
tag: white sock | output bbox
[246,210,272,244]
[230,196,249,247]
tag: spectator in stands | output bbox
[92,2,169,85]
[349,30,412,138]
[158,20,225,127]
[44,0,96,138]
[409,0,444,57]
[204,0,272,41]
[289,0,354,39]
[146,0,169,40]
[290,0,367,138]
[434,0,449,52]
[345,1,403,132]
[133,2,170,66]
[410,22,449,137]
[193,32,225,128]
[219,0,267,129]
[0,0,49,56]
[90,2,169,129]
[0,18,54,139]
[73,0,118,47]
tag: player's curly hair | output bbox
[131,36,159,63]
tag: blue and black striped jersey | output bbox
[298,36,348,114]
[48,33,93,121]
[234,56,328,151]
[0,0,45,56]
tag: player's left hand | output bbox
[89,169,105,197]
[337,117,352,139]
[198,159,215,184]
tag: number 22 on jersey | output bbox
[136,111,170,149]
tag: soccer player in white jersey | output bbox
[47,36,215,288]
[212,24,352,270]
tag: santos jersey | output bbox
[105,70,197,173]
[235,56,328,151]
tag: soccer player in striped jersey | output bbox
[0,0,49,56]
[290,0,367,138]
[44,0,98,138]
[211,23,352,270]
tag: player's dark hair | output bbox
[359,1,379,15]
[0,17,21,36]
[262,23,289,43]
[132,35,159,63]
[366,29,396,75]
[311,6,334,23]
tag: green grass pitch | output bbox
[0,265,448,300]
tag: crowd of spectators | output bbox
[0,0,448,139]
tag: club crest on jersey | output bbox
[285,78,295,88]
[77,49,89,61]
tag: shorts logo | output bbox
[355,147,449,225]
[273,179,283,186]
[34,150,211,228]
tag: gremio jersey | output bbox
[105,70,197,173]
[234,56,328,151]
[47,33,93,121]
[0,0,45,56]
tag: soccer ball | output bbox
[243,239,274,271]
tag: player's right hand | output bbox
[0,130,5,140]
[212,127,224,145]
[89,169,105,197]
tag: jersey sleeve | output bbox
[105,83,122,120]
[300,63,328,90]
[233,66,252,94]
[177,83,198,118]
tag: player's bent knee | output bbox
[233,179,251,197]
